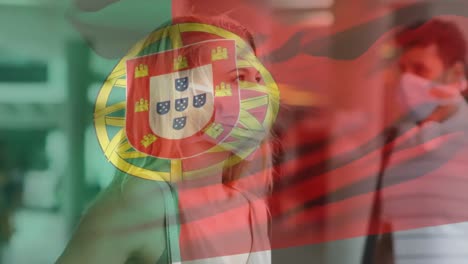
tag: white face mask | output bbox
[399,72,466,121]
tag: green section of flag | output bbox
[73,1,176,175]
[71,0,173,32]
[70,0,173,60]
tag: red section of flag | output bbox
[167,0,468,259]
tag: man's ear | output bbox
[447,61,466,85]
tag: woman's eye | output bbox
[229,74,244,83]
[236,74,246,82]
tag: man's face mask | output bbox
[399,72,467,121]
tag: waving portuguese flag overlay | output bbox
[75,0,468,260]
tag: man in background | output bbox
[370,19,468,264]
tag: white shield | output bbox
[149,64,214,139]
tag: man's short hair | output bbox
[396,19,467,68]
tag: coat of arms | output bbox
[126,39,240,159]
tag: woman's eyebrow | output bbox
[227,68,248,74]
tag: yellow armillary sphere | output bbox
[94,22,279,182]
